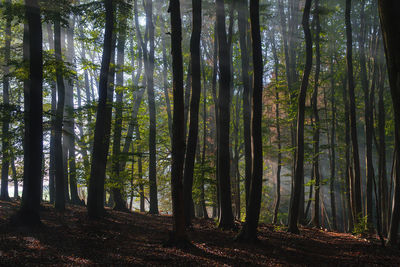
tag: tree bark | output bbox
[288,0,312,235]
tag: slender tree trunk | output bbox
[237,0,252,206]
[54,18,66,212]
[329,55,337,230]
[345,0,362,222]
[312,0,321,228]
[17,0,43,225]
[216,0,234,230]
[359,0,374,229]
[111,4,129,212]
[46,24,56,204]
[378,60,388,235]
[236,0,264,241]
[270,30,281,225]
[288,0,312,235]
[0,0,12,201]
[169,0,188,244]
[378,0,400,247]
[65,17,80,205]
[87,0,114,219]
[200,60,208,219]
[183,0,202,227]
[161,18,173,140]
[144,0,158,214]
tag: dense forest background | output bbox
[1,0,400,250]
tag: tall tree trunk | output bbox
[0,0,12,201]
[200,59,208,219]
[183,0,202,227]
[345,0,362,222]
[236,0,263,241]
[168,0,188,244]
[312,0,321,228]
[46,23,56,204]
[144,0,158,214]
[87,0,114,219]
[378,0,400,247]
[54,18,66,212]
[378,59,388,235]
[359,0,374,229]
[17,0,43,225]
[329,55,337,230]
[65,17,80,205]
[216,0,234,230]
[111,4,129,212]
[271,32,281,225]
[237,0,252,206]
[288,0,312,235]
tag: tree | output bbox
[168,0,188,244]
[54,13,66,212]
[0,0,12,201]
[14,0,43,226]
[87,0,114,219]
[236,0,263,242]
[237,0,252,206]
[345,0,362,223]
[215,0,234,230]
[377,0,400,247]
[311,0,321,228]
[288,0,312,234]
[111,2,129,212]
[183,0,202,227]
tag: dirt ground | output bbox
[0,200,399,266]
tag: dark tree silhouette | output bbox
[15,0,43,226]
[87,0,114,219]
[169,0,188,244]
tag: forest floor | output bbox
[0,200,399,266]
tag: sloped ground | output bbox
[0,200,399,266]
